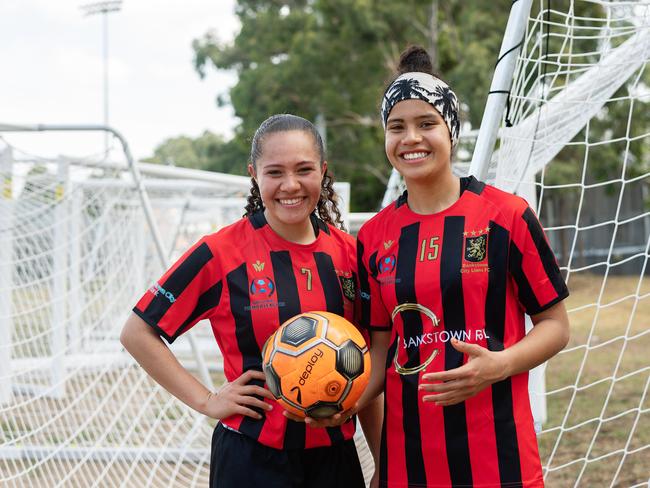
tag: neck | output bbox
[264,210,317,244]
[404,170,460,215]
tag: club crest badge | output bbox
[464,234,487,262]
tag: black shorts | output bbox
[209,423,365,488]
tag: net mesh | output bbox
[1,1,650,486]
[491,1,650,485]
[0,142,248,487]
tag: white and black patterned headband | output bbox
[381,72,460,148]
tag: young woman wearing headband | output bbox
[355,46,570,487]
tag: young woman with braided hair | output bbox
[352,46,570,487]
[244,146,344,230]
[121,114,377,487]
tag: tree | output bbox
[144,130,249,175]
[191,0,513,211]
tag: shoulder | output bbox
[202,216,256,253]
[466,178,531,225]
[479,183,528,210]
[326,223,355,243]
[322,222,356,256]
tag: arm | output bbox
[419,301,569,406]
[120,313,273,418]
[356,330,390,411]
[500,300,570,375]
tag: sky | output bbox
[0,0,239,162]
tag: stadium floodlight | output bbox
[80,1,123,156]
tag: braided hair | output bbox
[244,114,345,230]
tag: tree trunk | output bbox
[428,0,439,71]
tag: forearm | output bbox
[420,303,570,405]
[501,304,570,379]
[120,313,211,415]
[357,331,389,409]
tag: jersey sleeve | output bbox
[357,230,391,331]
[508,204,569,315]
[133,237,222,343]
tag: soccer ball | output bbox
[262,311,370,419]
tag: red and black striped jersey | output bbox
[134,211,358,450]
[358,176,568,488]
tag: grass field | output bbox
[539,273,650,487]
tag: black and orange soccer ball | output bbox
[262,311,370,419]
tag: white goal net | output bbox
[0,137,252,487]
[487,1,650,486]
[1,1,649,487]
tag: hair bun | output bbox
[397,45,434,75]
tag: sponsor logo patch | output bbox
[149,283,176,303]
[378,254,396,274]
[250,277,275,297]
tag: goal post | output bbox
[0,147,14,405]
[0,126,236,486]
[478,2,650,486]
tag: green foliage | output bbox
[538,3,650,190]
[143,130,249,175]
[188,0,512,210]
[151,1,647,213]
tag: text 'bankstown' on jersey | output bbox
[134,211,358,450]
[358,176,569,488]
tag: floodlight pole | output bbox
[80,1,122,156]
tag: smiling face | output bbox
[384,98,452,185]
[249,130,326,241]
